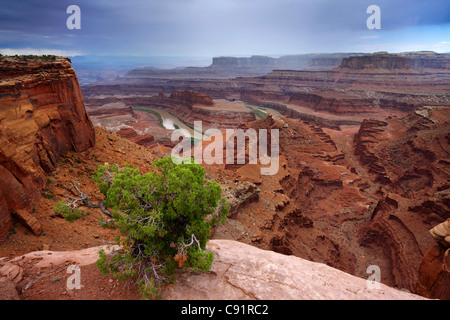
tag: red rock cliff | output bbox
[339,52,413,72]
[0,56,95,240]
[170,90,214,106]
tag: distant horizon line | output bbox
[67,50,450,58]
[1,49,449,59]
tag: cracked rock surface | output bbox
[162,239,425,300]
[0,240,426,300]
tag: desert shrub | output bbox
[54,200,87,222]
[94,156,229,299]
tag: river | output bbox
[134,107,196,136]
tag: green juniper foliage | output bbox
[54,200,87,222]
[94,156,229,299]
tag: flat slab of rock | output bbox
[0,240,426,300]
[8,245,119,269]
[163,240,426,300]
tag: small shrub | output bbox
[94,157,229,299]
[64,209,87,222]
[54,200,87,222]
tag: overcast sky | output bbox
[1,0,449,58]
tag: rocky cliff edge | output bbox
[0,240,426,300]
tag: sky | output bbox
[0,0,449,59]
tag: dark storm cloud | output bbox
[1,0,449,56]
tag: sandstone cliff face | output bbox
[397,52,450,73]
[288,91,377,115]
[0,56,95,240]
[340,53,413,72]
[339,52,450,73]
[115,128,155,147]
[354,108,450,198]
[353,119,390,183]
[210,53,366,72]
[170,89,214,106]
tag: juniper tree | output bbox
[94,156,229,299]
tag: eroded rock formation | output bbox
[0,56,95,240]
[115,128,155,148]
[415,219,450,299]
[203,115,371,277]
[85,90,256,132]
[170,89,214,106]
[355,107,450,292]
[339,52,414,72]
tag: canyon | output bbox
[83,51,450,131]
[0,52,449,300]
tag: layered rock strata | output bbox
[82,52,450,130]
[355,107,450,292]
[0,56,95,240]
[85,90,256,132]
[115,128,155,148]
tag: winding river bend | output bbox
[133,104,283,139]
[134,107,196,136]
